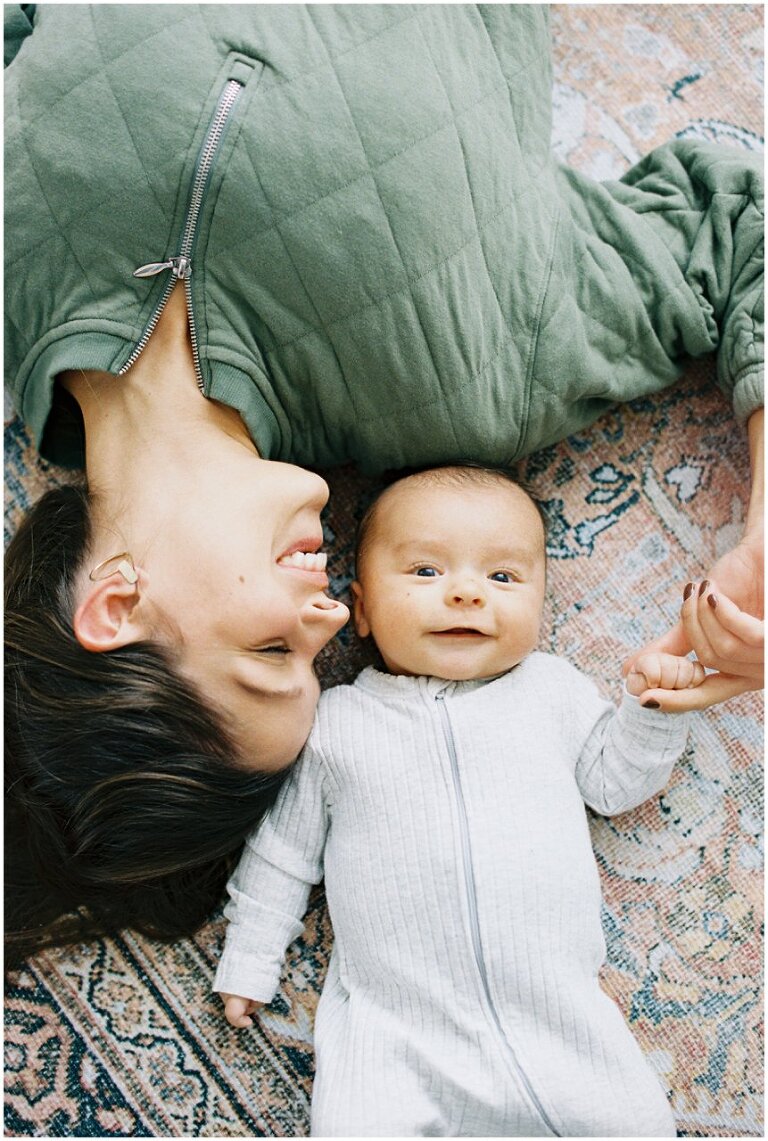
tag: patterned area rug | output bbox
[4,5,763,1137]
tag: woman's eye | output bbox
[414,566,440,577]
[255,644,291,655]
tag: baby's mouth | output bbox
[431,627,489,637]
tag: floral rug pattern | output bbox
[4,6,763,1137]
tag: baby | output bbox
[214,466,704,1138]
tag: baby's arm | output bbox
[213,747,330,1022]
[625,651,706,705]
[558,654,691,817]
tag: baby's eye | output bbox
[414,566,440,577]
[490,571,514,583]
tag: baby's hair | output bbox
[355,463,547,577]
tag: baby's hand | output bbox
[220,993,262,1029]
[626,652,706,706]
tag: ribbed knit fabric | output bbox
[215,653,689,1137]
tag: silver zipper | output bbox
[435,693,561,1137]
[121,78,244,390]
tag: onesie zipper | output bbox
[435,693,561,1137]
[120,77,244,391]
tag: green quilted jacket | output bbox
[5,4,764,473]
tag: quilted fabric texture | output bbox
[3,4,764,1138]
[4,4,763,475]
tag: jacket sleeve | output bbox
[4,5,35,68]
[573,685,691,817]
[213,746,330,1004]
[613,140,763,420]
[556,139,763,421]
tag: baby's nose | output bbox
[448,580,486,606]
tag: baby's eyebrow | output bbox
[391,538,540,566]
[390,539,450,559]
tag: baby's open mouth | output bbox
[432,628,489,637]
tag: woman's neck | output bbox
[59,282,257,543]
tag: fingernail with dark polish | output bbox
[698,580,709,597]
[707,594,718,610]
[683,582,694,601]
[642,699,661,709]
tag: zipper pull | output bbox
[133,255,192,280]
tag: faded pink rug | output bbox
[5,5,763,1136]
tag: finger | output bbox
[630,652,666,690]
[663,653,702,690]
[225,1003,254,1029]
[622,621,691,676]
[626,670,648,697]
[685,659,707,689]
[665,654,706,690]
[705,589,765,648]
[668,655,684,689]
[697,585,764,667]
[693,587,764,679]
[667,654,688,690]
[223,997,251,1025]
[680,581,716,668]
[639,672,757,712]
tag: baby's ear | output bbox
[350,581,371,638]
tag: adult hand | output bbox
[624,408,764,712]
[623,567,764,712]
[691,539,763,680]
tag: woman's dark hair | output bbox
[5,483,287,967]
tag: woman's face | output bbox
[142,458,349,770]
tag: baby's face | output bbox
[353,480,546,680]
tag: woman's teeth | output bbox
[278,551,328,571]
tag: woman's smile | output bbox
[276,548,330,584]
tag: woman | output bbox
[5,4,763,960]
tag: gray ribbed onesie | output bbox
[215,652,689,1137]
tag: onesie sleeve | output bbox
[558,661,691,816]
[213,743,330,1004]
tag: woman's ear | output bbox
[73,573,150,652]
[350,580,371,638]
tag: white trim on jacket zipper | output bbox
[435,693,561,1137]
[120,78,244,391]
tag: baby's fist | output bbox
[626,652,705,697]
[221,993,262,1029]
